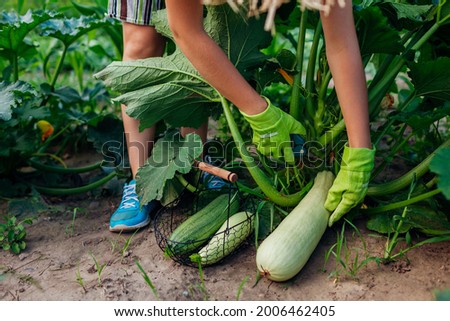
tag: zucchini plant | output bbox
[0,6,125,197]
[96,2,450,242]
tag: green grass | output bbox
[236,275,249,301]
[135,260,159,300]
[323,220,381,281]
[89,252,106,286]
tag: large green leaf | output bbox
[377,1,433,29]
[86,115,125,165]
[39,15,118,47]
[70,0,106,17]
[205,5,271,77]
[135,130,203,204]
[366,205,450,235]
[429,147,450,200]
[355,6,404,56]
[95,37,215,129]
[408,58,450,101]
[0,10,61,52]
[437,0,450,25]
[0,81,38,121]
[95,6,272,130]
[392,103,450,133]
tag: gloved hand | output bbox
[325,145,375,227]
[240,97,306,164]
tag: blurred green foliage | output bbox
[1,0,98,14]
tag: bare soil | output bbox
[1,152,449,301]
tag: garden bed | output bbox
[1,183,448,301]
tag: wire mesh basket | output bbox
[154,161,256,267]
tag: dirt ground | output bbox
[1,149,449,302]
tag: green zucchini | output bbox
[255,171,335,282]
[165,193,240,257]
[190,211,254,266]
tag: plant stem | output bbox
[368,21,441,117]
[175,174,199,193]
[372,89,416,147]
[235,182,266,199]
[425,176,438,189]
[388,235,450,261]
[319,20,441,147]
[28,158,103,174]
[367,138,450,196]
[315,69,332,135]
[221,97,307,207]
[318,118,346,147]
[371,126,413,180]
[50,44,68,89]
[33,171,117,195]
[410,22,440,52]
[364,188,441,214]
[305,21,322,132]
[37,122,75,153]
[289,10,308,121]
[383,178,417,259]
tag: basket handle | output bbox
[194,160,238,183]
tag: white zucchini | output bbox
[256,171,335,282]
[190,211,254,265]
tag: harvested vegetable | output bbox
[256,171,334,282]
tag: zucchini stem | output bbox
[289,10,308,121]
[367,138,450,196]
[28,158,103,174]
[221,97,307,207]
[364,188,441,215]
[33,171,117,195]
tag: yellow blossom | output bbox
[36,120,54,141]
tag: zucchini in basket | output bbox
[165,193,240,256]
[190,211,254,265]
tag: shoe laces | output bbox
[119,183,139,209]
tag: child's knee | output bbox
[122,25,165,60]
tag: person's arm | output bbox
[320,2,371,148]
[321,2,375,226]
[165,0,266,115]
[165,0,306,163]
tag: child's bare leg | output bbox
[109,21,165,232]
[121,22,166,177]
[180,123,208,143]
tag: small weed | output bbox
[324,219,380,281]
[75,265,87,293]
[236,275,249,301]
[198,261,209,300]
[108,230,139,259]
[65,208,78,237]
[135,260,159,300]
[188,261,209,301]
[0,215,34,254]
[108,233,121,254]
[382,177,450,263]
[90,253,106,286]
[121,229,139,258]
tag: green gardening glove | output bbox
[240,97,306,164]
[325,145,376,227]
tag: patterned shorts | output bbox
[108,0,165,26]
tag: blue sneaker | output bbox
[109,180,158,232]
[201,155,227,190]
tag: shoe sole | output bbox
[109,217,151,233]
